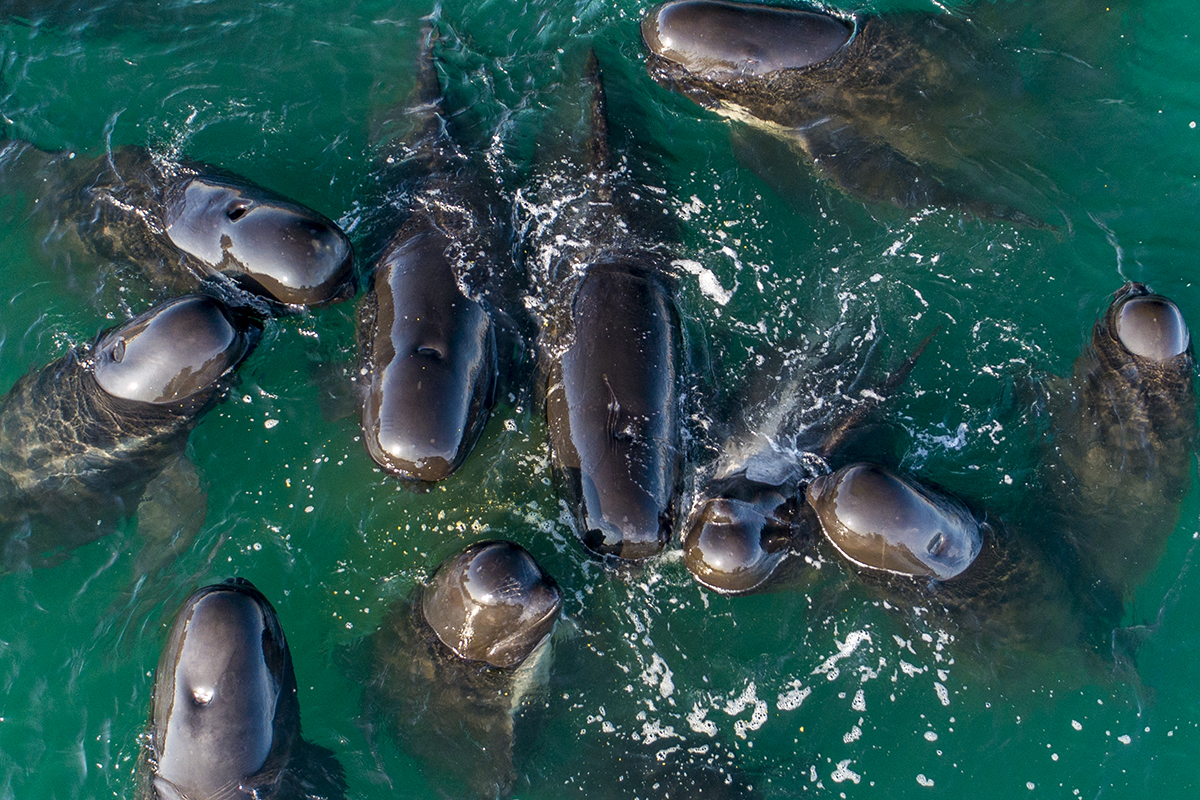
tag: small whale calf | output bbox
[0,141,354,311]
[0,295,255,567]
[368,540,562,798]
[138,578,345,800]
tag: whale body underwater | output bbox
[0,141,355,311]
[0,295,256,568]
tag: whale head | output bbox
[643,0,852,92]
[91,295,254,407]
[165,176,354,308]
[683,486,796,595]
[421,541,562,669]
[360,232,497,482]
[806,463,982,581]
[148,578,297,800]
[1105,283,1191,363]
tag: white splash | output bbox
[686,703,718,737]
[640,652,675,699]
[813,631,873,681]
[831,760,861,784]
[776,681,812,711]
[674,258,734,305]
[723,682,769,739]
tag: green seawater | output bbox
[1,0,1198,797]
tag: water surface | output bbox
[1,0,1198,797]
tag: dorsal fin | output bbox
[583,49,613,201]
[818,327,940,459]
[372,24,451,176]
[410,23,451,155]
[410,24,446,143]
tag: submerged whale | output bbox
[367,540,562,799]
[641,0,1043,223]
[539,54,683,560]
[1048,283,1197,604]
[355,35,515,481]
[805,463,1084,653]
[0,141,354,311]
[0,295,255,567]
[137,578,345,800]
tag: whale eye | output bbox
[110,338,126,364]
[927,531,947,558]
[226,202,249,222]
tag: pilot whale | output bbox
[367,540,562,799]
[805,463,1084,654]
[641,0,1043,223]
[137,578,345,800]
[355,34,517,481]
[0,140,354,311]
[682,329,934,594]
[0,295,255,567]
[1048,283,1197,605]
[538,54,683,561]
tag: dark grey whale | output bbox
[355,36,511,482]
[1047,283,1197,607]
[541,54,683,561]
[137,578,345,800]
[0,141,354,311]
[805,462,1083,653]
[368,540,562,798]
[642,0,1044,224]
[0,295,255,568]
[547,259,681,560]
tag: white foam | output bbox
[776,682,812,711]
[831,760,861,784]
[686,703,718,737]
[674,258,734,305]
[812,630,873,680]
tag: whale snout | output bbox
[1110,285,1191,362]
[683,493,794,595]
[643,0,852,80]
[166,177,355,308]
[92,295,254,406]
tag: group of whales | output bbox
[0,0,1196,798]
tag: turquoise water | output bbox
[1,0,1199,797]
